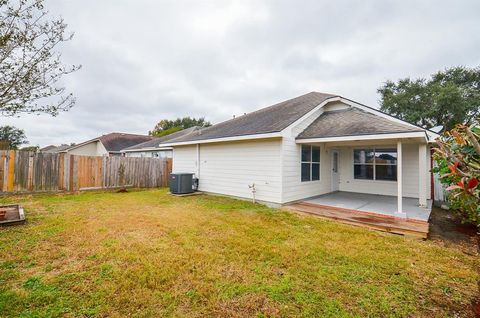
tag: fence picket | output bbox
[0,150,172,193]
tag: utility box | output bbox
[170,173,194,194]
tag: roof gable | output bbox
[82,133,154,152]
[297,107,424,139]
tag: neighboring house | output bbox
[40,144,73,153]
[39,145,57,152]
[121,126,201,158]
[61,133,154,156]
[160,92,439,222]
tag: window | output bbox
[354,148,397,181]
[301,145,320,181]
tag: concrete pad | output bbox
[304,192,432,221]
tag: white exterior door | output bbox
[331,150,339,191]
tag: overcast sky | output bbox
[2,0,479,147]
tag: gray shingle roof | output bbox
[160,92,338,144]
[97,133,154,152]
[297,108,423,139]
[123,127,202,151]
[43,144,72,153]
[40,145,57,152]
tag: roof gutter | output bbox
[121,146,173,153]
[161,132,283,147]
[296,131,428,143]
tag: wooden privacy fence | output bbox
[0,151,172,193]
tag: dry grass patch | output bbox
[0,189,478,317]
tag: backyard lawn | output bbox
[0,189,478,317]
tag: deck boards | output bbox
[284,202,429,239]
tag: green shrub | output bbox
[433,121,480,227]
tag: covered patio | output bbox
[303,191,432,221]
[285,192,431,238]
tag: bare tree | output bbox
[0,0,80,117]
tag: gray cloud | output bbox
[2,0,479,146]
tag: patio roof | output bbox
[296,108,424,140]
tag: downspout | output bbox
[196,144,200,179]
[192,143,200,192]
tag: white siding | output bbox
[427,146,432,200]
[67,141,108,156]
[172,145,197,173]
[323,101,350,112]
[173,140,283,203]
[281,105,332,203]
[281,139,332,203]
[125,150,172,158]
[337,143,430,198]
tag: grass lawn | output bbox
[0,189,478,317]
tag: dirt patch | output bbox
[429,206,478,249]
[474,299,480,317]
[429,207,480,318]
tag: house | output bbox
[121,126,201,158]
[60,133,154,156]
[39,145,57,152]
[40,144,73,153]
[160,92,439,227]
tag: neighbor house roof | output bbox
[40,145,57,152]
[66,133,154,154]
[42,144,73,153]
[98,133,154,153]
[122,127,202,152]
[297,108,424,139]
[159,92,338,144]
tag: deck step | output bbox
[284,202,429,239]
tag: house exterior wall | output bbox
[125,150,172,158]
[336,143,431,199]
[280,103,333,203]
[281,139,332,203]
[172,145,197,173]
[67,141,108,156]
[173,139,283,204]
[322,101,350,112]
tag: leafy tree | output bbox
[149,117,211,136]
[0,0,80,117]
[0,125,28,149]
[433,120,480,227]
[378,66,480,131]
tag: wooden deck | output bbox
[284,201,429,239]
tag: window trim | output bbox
[301,145,321,182]
[353,147,397,182]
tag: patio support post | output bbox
[418,143,427,207]
[396,140,406,218]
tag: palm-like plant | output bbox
[433,120,480,227]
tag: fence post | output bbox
[27,154,34,191]
[0,150,7,192]
[58,154,64,190]
[69,155,75,191]
[6,150,15,192]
